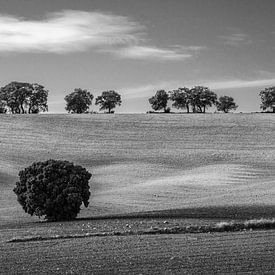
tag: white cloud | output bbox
[0,10,143,54]
[0,10,204,62]
[105,45,203,61]
[218,33,251,47]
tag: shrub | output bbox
[164,107,171,113]
[13,159,92,221]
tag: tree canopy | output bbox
[65,88,94,113]
[168,86,217,113]
[189,86,217,113]
[216,96,238,113]
[148,90,169,112]
[259,86,275,113]
[0,81,48,114]
[95,90,122,113]
[13,159,91,221]
[169,87,191,113]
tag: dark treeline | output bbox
[0,81,48,114]
[0,81,274,114]
[148,86,238,113]
[149,85,275,113]
[64,89,122,114]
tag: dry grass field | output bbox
[0,113,274,273]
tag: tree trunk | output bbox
[273,107,275,113]
[186,104,189,113]
[20,104,25,114]
[203,106,206,113]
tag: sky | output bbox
[0,0,274,113]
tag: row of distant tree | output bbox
[64,89,122,114]
[149,86,275,113]
[0,81,121,114]
[0,81,274,114]
[149,87,237,113]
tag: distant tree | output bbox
[95,90,122,113]
[28,84,49,113]
[169,87,191,113]
[259,86,275,113]
[216,96,238,113]
[65,88,94,114]
[148,90,169,112]
[190,86,217,113]
[0,81,48,114]
[13,159,92,221]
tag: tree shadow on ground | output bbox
[78,204,275,221]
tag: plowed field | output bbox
[0,113,274,273]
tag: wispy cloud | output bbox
[121,78,275,99]
[122,81,178,99]
[206,78,275,90]
[0,10,203,61]
[104,45,204,61]
[254,70,275,79]
[0,10,143,54]
[218,33,251,47]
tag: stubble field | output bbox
[0,113,274,273]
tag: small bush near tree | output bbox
[13,160,91,221]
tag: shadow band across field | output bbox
[8,217,275,243]
[8,204,274,243]
[79,204,275,221]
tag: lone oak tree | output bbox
[95,90,122,113]
[13,160,91,221]
[65,88,94,113]
[259,86,275,113]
